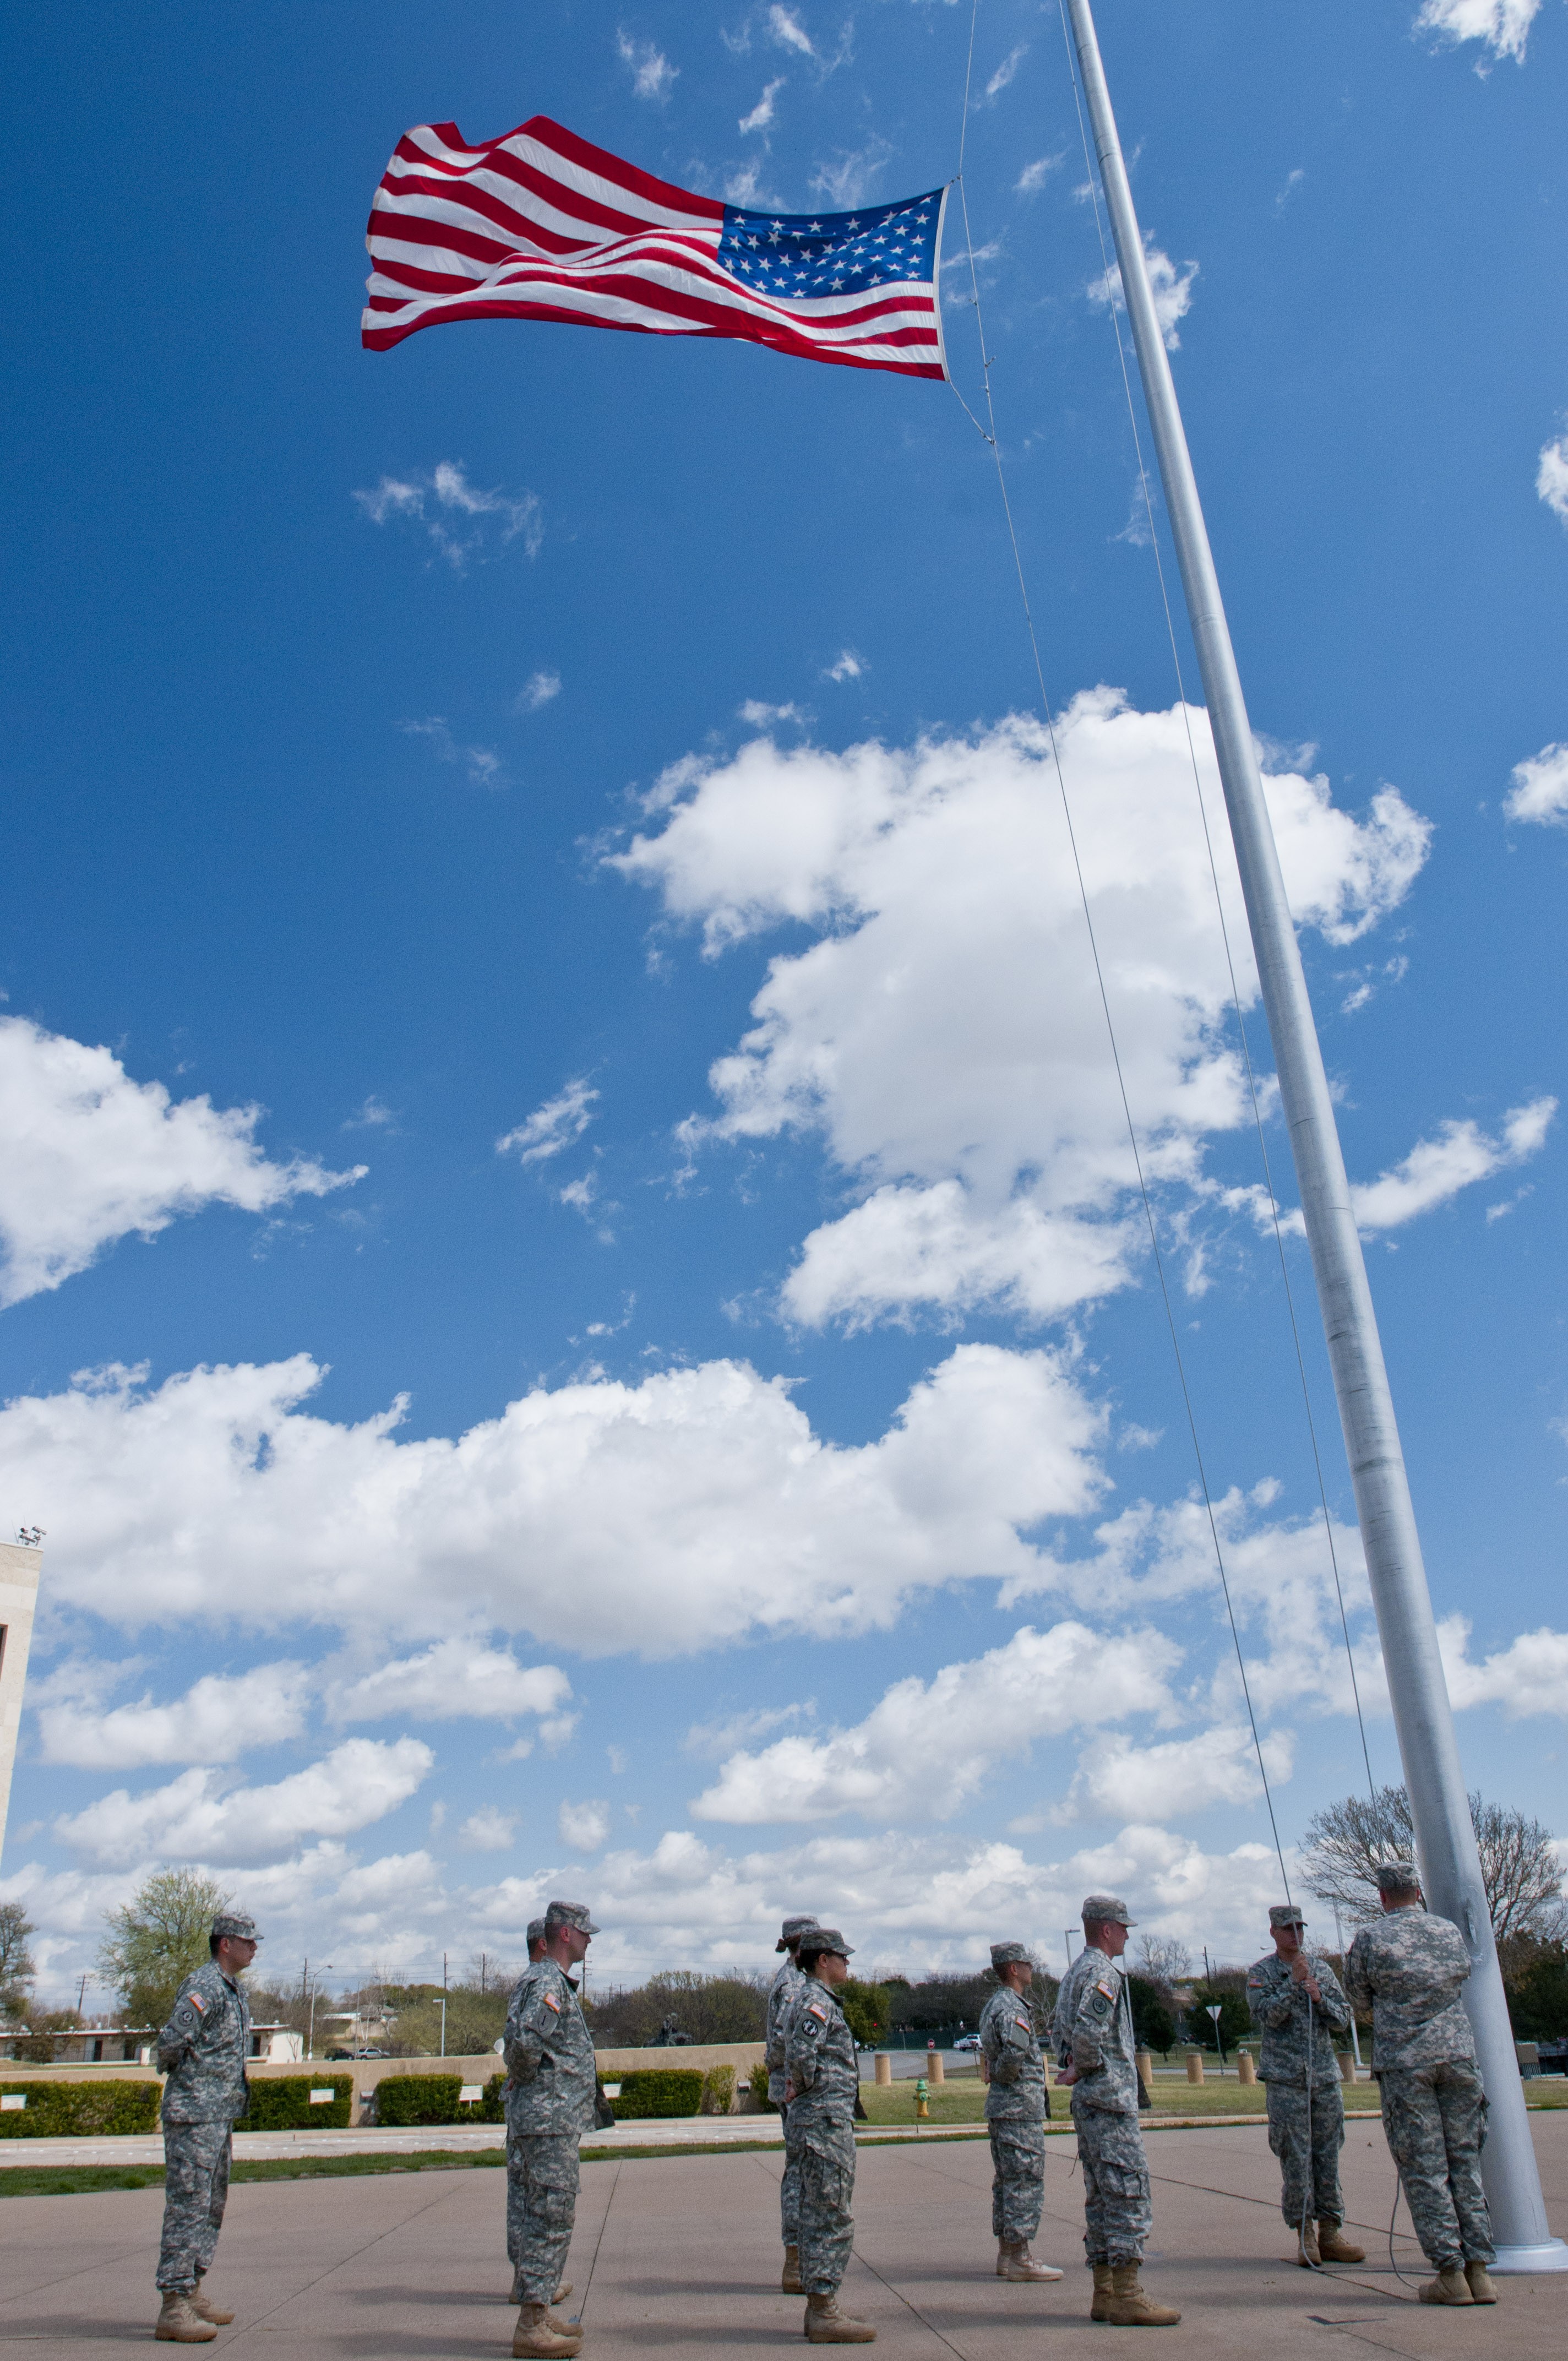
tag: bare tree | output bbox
[1300,1785,1562,1940]
[1133,1935,1192,1992]
[0,1901,37,2009]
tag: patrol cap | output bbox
[1268,1904,1306,1930]
[777,1914,820,1953]
[990,1941,1031,1968]
[1374,1861,1421,1894]
[1080,1895,1136,1928]
[798,1927,854,1960]
[526,1917,547,1946]
[211,1913,262,1944]
[545,1899,601,1936]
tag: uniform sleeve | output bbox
[786,1995,833,2092]
[1245,1963,1293,2032]
[765,1977,791,2073]
[989,2007,1032,2087]
[1343,1932,1373,2019]
[1312,1956,1352,2032]
[1069,1973,1120,2076]
[156,1981,208,2075]
[504,1977,566,2082]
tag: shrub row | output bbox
[242,2075,353,2130]
[612,2068,705,2120]
[0,2080,161,2137]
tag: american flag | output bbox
[362,115,948,382]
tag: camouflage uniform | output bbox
[155,1958,252,2293]
[785,1976,859,2298]
[979,1982,1047,2243]
[1345,1908,1494,2271]
[504,1954,598,2303]
[1052,1949,1152,2267]
[1246,1946,1352,2229]
[768,1948,814,2246]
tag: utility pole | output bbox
[440,1953,448,2058]
[1063,0,1563,2268]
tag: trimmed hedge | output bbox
[373,2074,464,2126]
[243,2075,353,2130]
[700,2064,736,2117]
[0,2080,161,2138]
[481,2073,507,2124]
[749,2060,778,2113]
[612,2068,704,2120]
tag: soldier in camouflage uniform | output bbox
[1346,1863,1498,2309]
[152,1911,260,2344]
[785,1929,875,2343]
[505,1922,575,2310]
[1246,1903,1364,2267]
[767,1914,819,2293]
[504,1900,601,2358]
[978,1942,1063,2283]
[1053,1896,1179,2328]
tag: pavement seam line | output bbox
[217,2171,470,2346]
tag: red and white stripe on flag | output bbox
[363,116,948,382]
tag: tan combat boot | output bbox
[154,2294,219,2343]
[1464,2262,1498,2305]
[1291,2224,1321,2268]
[1418,2267,1474,2306]
[782,2245,804,2294]
[1316,2222,1365,2265]
[803,2293,876,2342]
[189,2276,235,2326]
[997,2242,1064,2282]
[1089,2263,1115,2321]
[513,2301,584,2357]
[1102,2264,1180,2326]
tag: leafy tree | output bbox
[1185,1983,1250,2055]
[838,1978,891,2047]
[583,1970,769,2049]
[1299,1785,1562,1940]
[1126,1976,1176,2056]
[0,1900,37,2010]
[97,1868,232,2027]
[1502,1943,1568,2046]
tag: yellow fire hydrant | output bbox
[914,2075,930,2122]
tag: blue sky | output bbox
[2,0,1565,2003]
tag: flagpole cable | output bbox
[950,0,1293,1902]
[1054,0,1378,1809]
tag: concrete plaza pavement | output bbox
[3,2114,1563,2357]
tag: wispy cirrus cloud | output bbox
[399,717,503,788]
[617,31,678,100]
[496,1079,600,1166]
[353,461,542,572]
[1088,237,1198,351]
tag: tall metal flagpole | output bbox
[1062,0,1563,2268]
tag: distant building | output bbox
[1,2020,304,2065]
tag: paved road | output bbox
[2,2113,1562,2355]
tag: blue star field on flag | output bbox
[717,191,945,299]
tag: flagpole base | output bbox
[1490,2238,1568,2274]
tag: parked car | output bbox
[952,2034,981,2052]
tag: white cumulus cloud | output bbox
[326,1641,574,1728]
[1088,238,1199,350]
[1348,1098,1555,1232]
[0,1016,364,1309]
[1414,0,1542,64]
[559,1798,612,1852]
[1439,1616,1568,1717]
[1505,741,1568,827]
[1539,433,1568,526]
[460,1806,518,1851]
[613,695,1430,1329]
[35,1661,310,1770]
[1058,1725,1295,1824]
[692,1622,1181,1825]
[0,1343,1106,1657]
[52,1738,433,1869]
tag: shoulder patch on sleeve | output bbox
[1095,1977,1117,2000]
[1012,2014,1032,2030]
[806,2001,829,2022]
[188,1992,207,2015]
[542,1990,562,2013]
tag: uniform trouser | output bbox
[988,2117,1046,2243]
[157,2121,232,2292]
[1070,2098,1152,2267]
[1265,2079,1346,2228]
[507,2132,581,2303]
[796,2121,857,2297]
[1379,2063,1494,2270]
[780,2101,802,2244]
